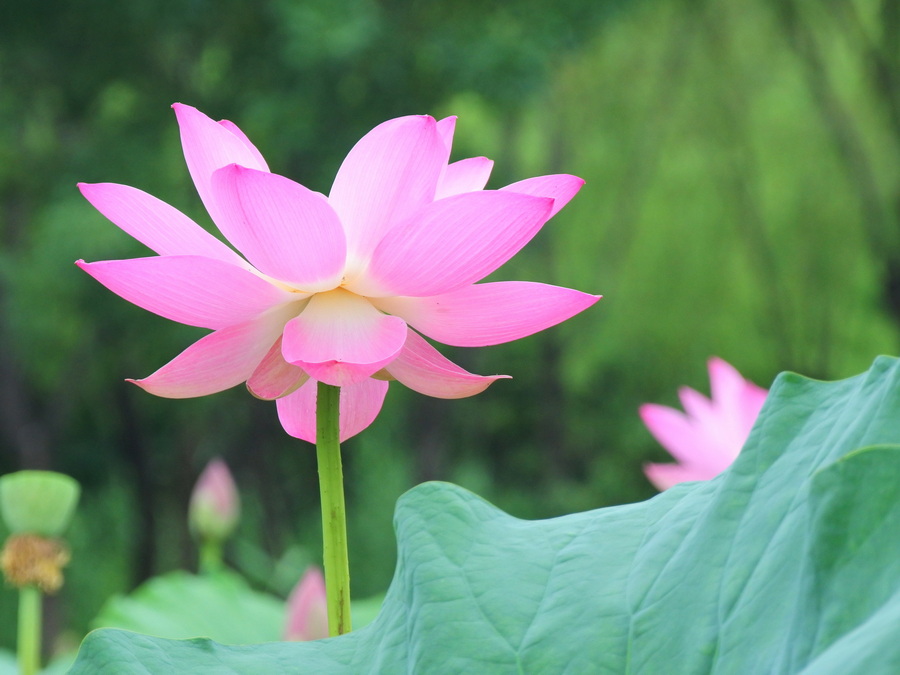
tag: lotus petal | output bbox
[639,403,726,469]
[384,329,507,399]
[281,289,407,387]
[247,337,310,400]
[708,357,768,432]
[276,378,390,443]
[435,116,457,151]
[435,157,494,200]
[173,103,269,230]
[130,306,296,398]
[643,462,717,491]
[217,119,270,172]
[78,183,245,266]
[501,174,585,218]
[329,115,447,273]
[77,256,300,330]
[357,191,553,298]
[211,165,346,291]
[373,281,600,347]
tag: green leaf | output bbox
[91,570,284,644]
[89,568,383,646]
[0,650,15,675]
[69,357,900,673]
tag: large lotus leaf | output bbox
[90,568,384,644]
[69,356,900,673]
[91,570,284,644]
[0,650,15,675]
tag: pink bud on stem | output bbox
[188,458,240,572]
[283,566,329,641]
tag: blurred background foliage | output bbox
[1,0,899,658]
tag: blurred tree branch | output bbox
[771,0,900,315]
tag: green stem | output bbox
[315,381,352,636]
[18,585,41,675]
[198,538,223,575]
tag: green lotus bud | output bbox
[0,471,81,537]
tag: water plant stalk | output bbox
[315,382,352,636]
[18,585,41,675]
[198,539,223,575]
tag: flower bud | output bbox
[0,471,80,537]
[283,566,329,641]
[188,458,240,541]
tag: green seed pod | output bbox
[0,471,81,537]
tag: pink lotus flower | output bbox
[641,357,768,490]
[77,104,599,441]
[188,458,240,541]
[283,566,328,641]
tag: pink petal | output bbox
[247,337,310,400]
[173,103,269,231]
[639,403,724,468]
[644,462,718,491]
[357,191,554,298]
[700,358,767,453]
[435,116,457,151]
[737,383,769,434]
[708,357,768,435]
[708,357,747,408]
[435,157,494,200]
[131,307,296,398]
[211,165,346,290]
[281,289,407,387]
[217,119,270,172]
[681,383,747,461]
[328,115,447,272]
[642,358,768,490]
[384,329,508,399]
[372,281,600,347]
[501,174,585,218]
[677,386,715,426]
[77,256,300,330]
[276,377,389,443]
[78,183,246,266]
[283,566,329,641]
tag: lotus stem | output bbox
[18,585,41,675]
[198,538,223,575]
[315,381,352,636]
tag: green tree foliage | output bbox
[468,0,900,515]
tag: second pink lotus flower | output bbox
[641,358,768,490]
[78,105,599,441]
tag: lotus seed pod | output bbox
[0,471,80,537]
